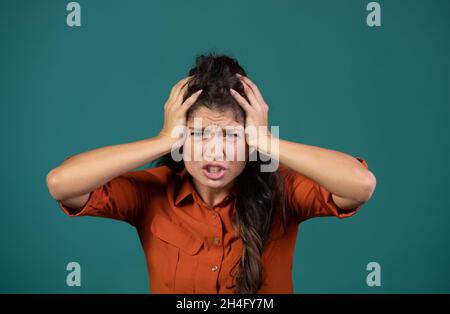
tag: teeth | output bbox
[207,166,221,173]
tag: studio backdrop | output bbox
[1,0,449,293]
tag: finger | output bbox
[174,80,191,107]
[174,76,193,102]
[169,76,193,102]
[230,88,254,113]
[180,89,203,111]
[236,74,266,105]
[240,78,262,110]
[166,76,192,110]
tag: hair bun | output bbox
[187,53,247,99]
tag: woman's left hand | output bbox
[230,74,272,151]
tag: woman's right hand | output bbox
[158,76,203,147]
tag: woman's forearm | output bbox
[46,76,201,203]
[46,135,174,201]
[229,73,376,205]
[263,135,376,203]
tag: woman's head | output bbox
[155,53,287,294]
[181,55,250,191]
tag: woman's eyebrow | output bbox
[188,127,206,131]
[187,126,232,130]
[187,125,243,132]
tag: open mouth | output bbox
[202,163,227,180]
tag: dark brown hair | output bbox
[155,53,287,293]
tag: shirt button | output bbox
[212,212,218,219]
[211,265,219,272]
[213,237,220,245]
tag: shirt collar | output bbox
[174,167,237,207]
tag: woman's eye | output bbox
[191,131,203,138]
[225,133,239,140]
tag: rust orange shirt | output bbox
[57,157,369,294]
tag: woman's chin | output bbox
[203,179,227,189]
[196,175,230,190]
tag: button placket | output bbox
[210,213,223,249]
[208,211,224,291]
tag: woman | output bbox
[46,54,376,294]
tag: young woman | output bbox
[46,54,376,294]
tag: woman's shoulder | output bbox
[142,165,177,183]
[120,165,176,188]
[276,163,297,177]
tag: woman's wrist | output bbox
[255,131,275,155]
[154,132,177,150]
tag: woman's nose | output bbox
[203,134,225,161]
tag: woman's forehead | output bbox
[187,107,243,128]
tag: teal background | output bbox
[1,0,449,293]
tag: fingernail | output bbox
[230,88,236,93]
[197,89,203,93]
[235,73,242,77]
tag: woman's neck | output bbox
[192,178,234,208]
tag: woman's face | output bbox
[183,107,248,190]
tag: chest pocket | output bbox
[150,214,204,292]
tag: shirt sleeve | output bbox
[56,156,153,227]
[278,157,369,224]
